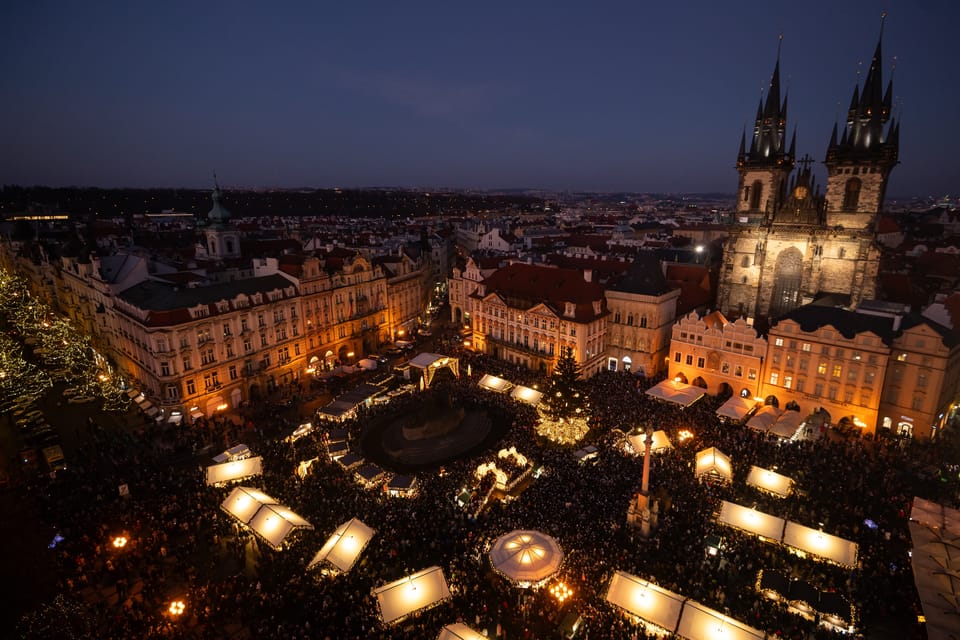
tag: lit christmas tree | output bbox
[536,346,590,444]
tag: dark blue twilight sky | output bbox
[0,1,956,196]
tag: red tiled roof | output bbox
[476,263,605,322]
[876,216,902,234]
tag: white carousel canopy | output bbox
[746,465,795,498]
[510,385,543,406]
[717,501,787,541]
[437,623,486,640]
[605,570,684,633]
[307,517,375,574]
[373,566,451,625]
[205,456,263,486]
[489,530,563,586]
[782,522,858,568]
[695,447,732,483]
[627,430,672,455]
[645,379,705,407]
[478,374,512,393]
[675,600,766,640]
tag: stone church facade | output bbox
[718,30,899,324]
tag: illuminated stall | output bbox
[605,571,684,634]
[373,566,452,625]
[478,374,512,393]
[694,447,732,483]
[220,487,312,550]
[205,456,263,486]
[782,522,858,567]
[717,501,786,541]
[307,517,375,575]
[645,379,705,408]
[510,385,543,406]
[716,395,758,423]
[437,623,486,640]
[746,466,795,498]
[626,430,672,455]
[675,600,766,640]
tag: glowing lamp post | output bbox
[112,536,128,549]
[168,600,185,616]
[550,581,573,604]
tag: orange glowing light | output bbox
[112,536,128,549]
[168,600,185,616]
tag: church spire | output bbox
[739,36,791,168]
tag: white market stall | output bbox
[769,410,803,440]
[908,497,960,640]
[645,379,705,408]
[437,623,487,640]
[674,600,766,640]
[695,447,733,483]
[373,566,452,625]
[605,571,684,634]
[510,385,543,406]
[489,530,563,587]
[716,395,758,423]
[220,487,312,550]
[307,517,375,574]
[478,374,512,393]
[746,465,795,498]
[717,501,787,541]
[205,456,263,486]
[782,522,858,568]
[746,405,781,433]
[407,353,459,389]
[357,358,378,371]
[627,430,672,455]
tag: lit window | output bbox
[896,353,907,362]
[817,362,827,375]
[774,338,784,347]
[832,364,842,378]
[769,372,779,385]
[783,375,792,389]
[801,343,811,352]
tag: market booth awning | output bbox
[782,522,858,568]
[220,487,312,550]
[408,352,459,388]
[645,379,705,407]
[627,430,672,455]
[718,501,786,540]
[307,517,375,574]
[205,456,263,486]
[213,444,252,463]
[373,566,451,625]
[675,600,766,640]
[746,465,794,498]
[490,530,563,587]
[478,374,512,393]
[716,395,757,422]
[695,447,732,483]
[909,497,960,640]
[510,385,543,406]
[746,405,781,432]
[318,383,385,421]
[769,410,803,439]
[437,623,486,640]
[605,570,684,633]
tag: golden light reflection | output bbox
[168,600,186,616]
[550,581,572,603]
[112,536,128,549]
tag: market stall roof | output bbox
[125,388,140,399]
[746,465,795,498]
[478,374,512,393]
[769,410,803,439]
[437,623,486,640]
[408,352,451,369]
[213,444,252,463]
[319,383,384,420]
[247,503,313,551]
[307,517,375,574]
[782,522,858,567]
[675,600,766,640]
[326,441,349,459]
[716,395,757,422]
[627,430,672,454]
[221,486,274,524]
[338,453,363,470]
[356,463,386,485]
[489,530,563,586]
[387,474,416,491]
[604,571,684,633]
[284,422,314,443]
[645,379,705,407]
[695,447,732,483]
[357,358,378,371]
[205,456,263,486]
[510,385,543,406]
[717,501,786,540]
[908,497,960,640]
[746,405,781,432]
[373,566,451,625]
[327,428,348,443]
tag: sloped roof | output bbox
[119,273,293,312]
[608,253,674,296]
[774,305,896,344]
[477,263,605,321]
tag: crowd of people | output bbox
[14,346,956,639]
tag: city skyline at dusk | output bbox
[2,1,958,196]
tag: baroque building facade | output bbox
[717,32,898,323]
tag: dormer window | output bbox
[564,302,576,318]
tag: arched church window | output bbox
[741,256,750,268]
[750,180,763,210]
[842,178,861,211]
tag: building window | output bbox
[639,315,647,328]
[774,338,784,347]
[917,373,928,388]
[844,390,854,403]
[783,375,792,389]
[864,371,875,385]
[243,339,252,353]
[741,256,750,268]
[747,368,755,380]
[223,323,232,337]
[769,372,779,385]
[241,318,249,332]
[896,353,907,362]
[832,364,842,378]
[186,379,196,395]
[852,351,862,361]
[166,385,178,400]
[721,362,730,374]
[685,355,693,366]
[828,386,838,400]
[674,352,682,362]
[229,365,238,380]
[801,343,811,352]
[847,368,858,382]
[814,383,824,397]
[798,359,807,371]
[160,362,170,376]
[842,177,861,211]
[183,357,193,371]
[817,362,827,375]
[697,357,705,368]
[796,378,805,393]
[912,396,924,411]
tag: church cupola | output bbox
[202,174,240,260]
[735,37,794,223]
[824,14,899,229]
